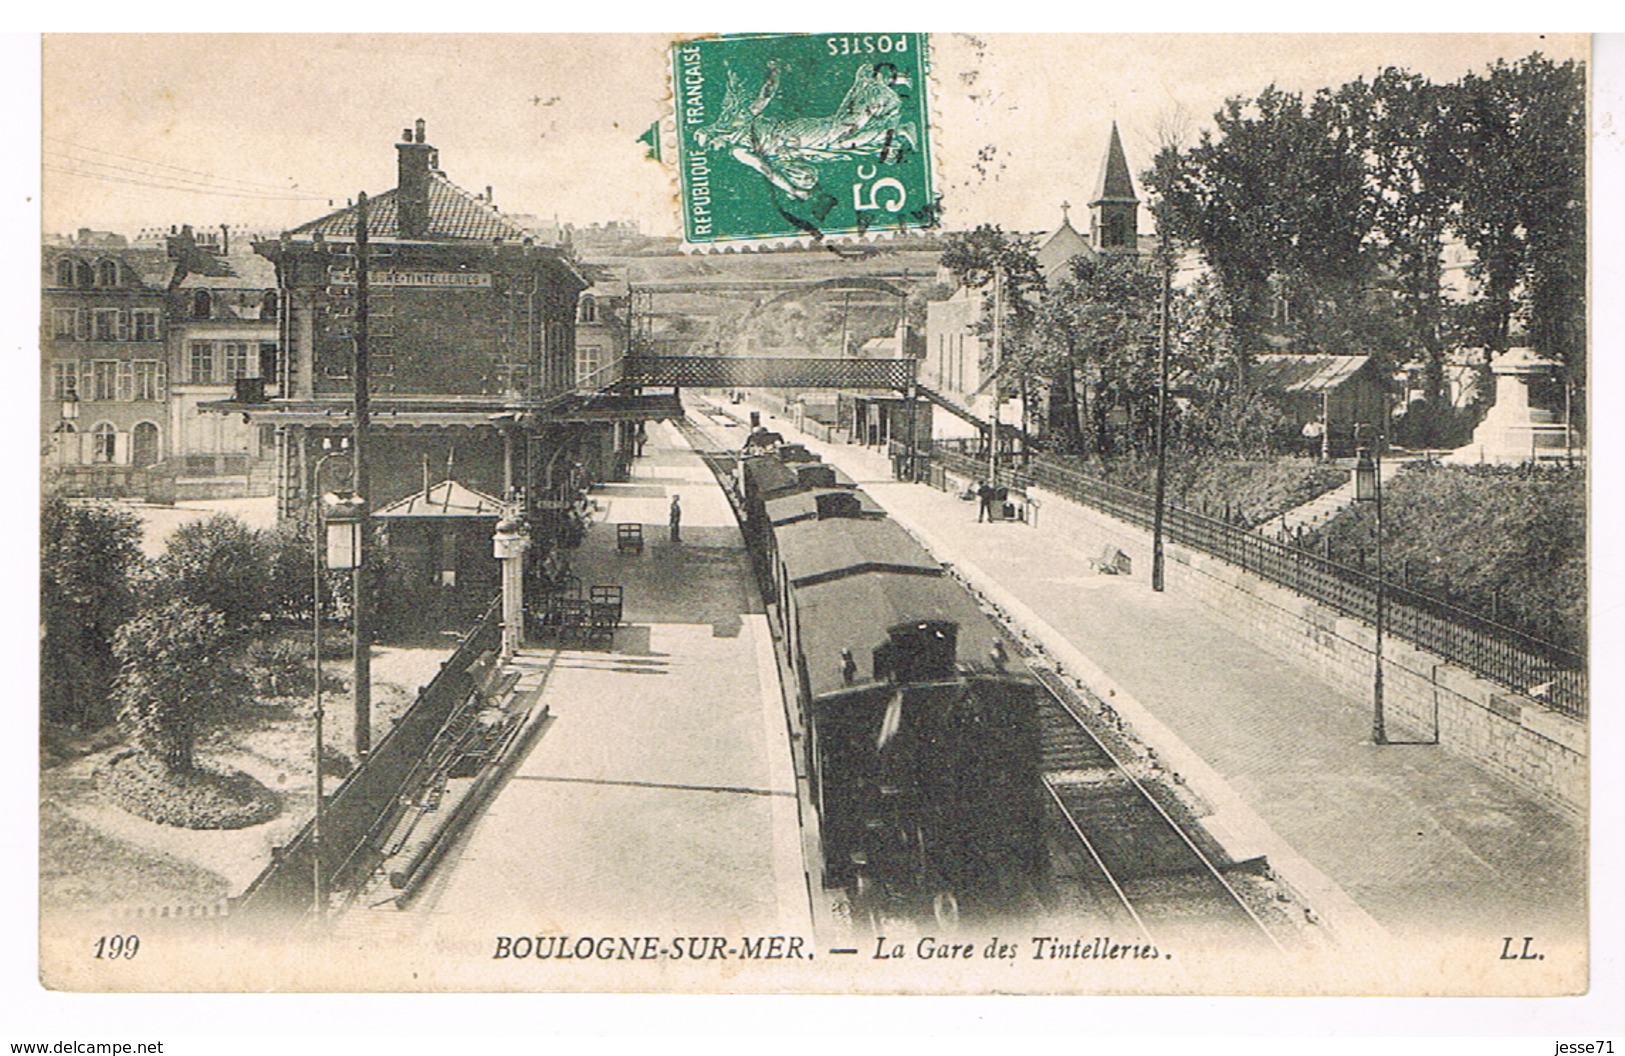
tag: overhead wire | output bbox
[44,135,337,197]
[43,162,337,202]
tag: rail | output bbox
[925,443,1587,721]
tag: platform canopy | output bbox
[373,479,506,519]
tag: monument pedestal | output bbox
[1450,348,1572,464]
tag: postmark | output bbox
[672,33,936,246]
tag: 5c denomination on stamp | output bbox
[672,32,936,245]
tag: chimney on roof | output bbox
[220,223,230,256]
[397,118,438,240]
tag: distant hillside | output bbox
[582,237,947,356]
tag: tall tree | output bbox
[1146,84,1379,361]
[1506,55,1587,380]
[1281,79,1382,352]
[1039,254,1164,455]
[41,496,143,728]
[1452,60,1530,356]
[1368,67,1464,441]
[938,225,1049,441]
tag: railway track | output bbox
[679,398,1285,951]
[1029,666,1283,951]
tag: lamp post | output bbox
[988,263,1002,487]
[1152,239,1171,593]
[1353,425,1386,745]
[309,441,358,918]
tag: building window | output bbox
[132,309,160,342]
[92,422,117,464]
[53,309,76,338]
[53,361,79,400]
[577,344,602,384]
[132,360,165,402]
[54,258,75,287]
[223,342,254,380]
[1110,214,1127,247]
[189,342,215,384]
[131,422,160,467]
[74,260,94,288]
[579,294,597,324]
[91,360,118,401]
[92,309,121,342]
[261,291,278,319]
[97,259,120,287]
[192,290,212,320]
[116,362,133,402]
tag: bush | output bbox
[1047,451,1348,527]
[1309,463,1585,652]
[244,636,344,697]
[113,600,253,774]
[147,515,271,630]
[98,750,280,830]
[41,496,144,728]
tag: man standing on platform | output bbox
[670,494,682,543]
[977,481,995,523]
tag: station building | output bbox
[229,120,668,598]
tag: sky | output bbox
[40,33,1587,241]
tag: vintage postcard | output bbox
[36,32,1594,999]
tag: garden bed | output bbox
[97,750,282,830]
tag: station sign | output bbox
[326,266,492,288]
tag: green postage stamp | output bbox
[672,33,936,245]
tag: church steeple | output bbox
[1089,122,1139,254]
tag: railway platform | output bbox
[716,397,1585,952]
[404,419,812,938]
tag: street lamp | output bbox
[309,441,357,918]
[1353,427,1386,746]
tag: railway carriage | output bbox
[741,444,1044,916]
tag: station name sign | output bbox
[327,267,493,288]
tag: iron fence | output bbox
[235,596,503,917]
[926,443,1587,721]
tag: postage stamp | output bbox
[671,33,937,245]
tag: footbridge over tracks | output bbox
[618,354,917,391]
[612,353,1034,445]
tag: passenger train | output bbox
[734,441,1044,922]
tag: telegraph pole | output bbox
[1152,245,1170,592]
[352,192,372,758]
